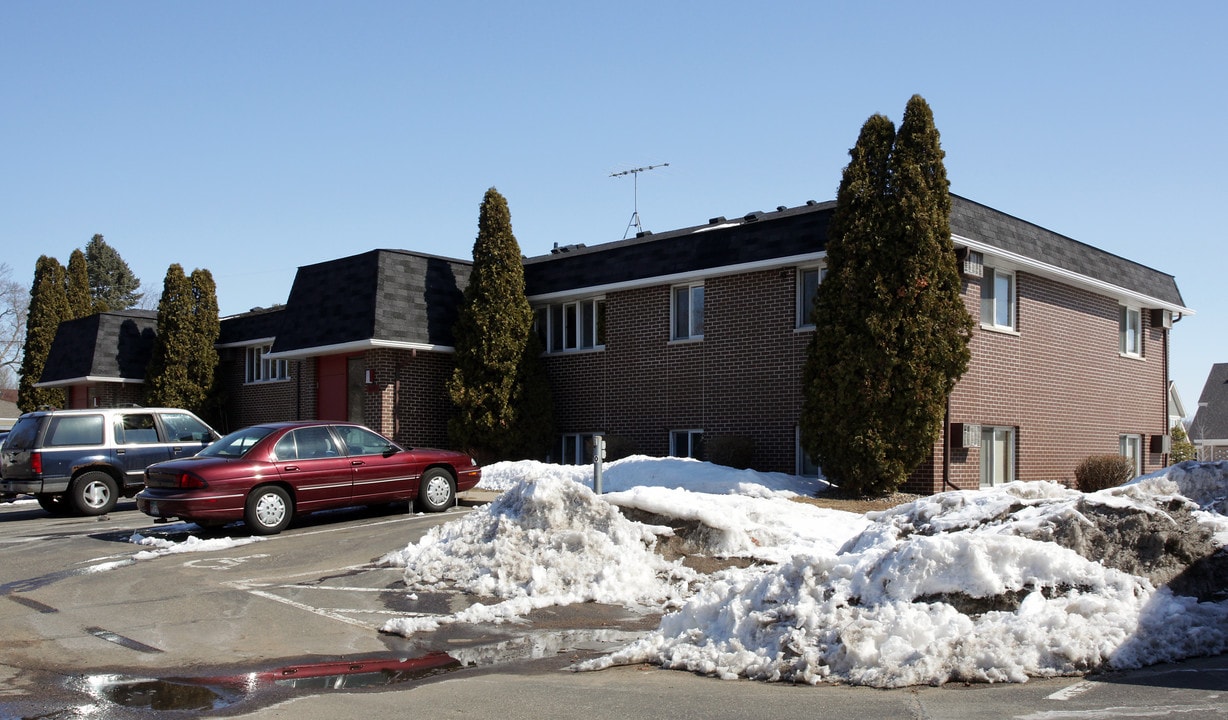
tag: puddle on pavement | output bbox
[78,652,462,711]
[74,626,643,712]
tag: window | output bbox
[46,415,105,447]
[796,427,821,477]
[979,426,1014,488]
[980,268,1016,331]
[1120,434,1142,477]
[160,412,213,442]
[116,414,160,445]
[672,283,704,340]
[245,344,289,383]
[1120,306,1142,357]
[560,433,601,465]
[670,429,704,459]
[797,266,827,328]
[536,298,606,353]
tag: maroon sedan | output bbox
[136,421,481,534]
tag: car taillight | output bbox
[178,473,207,489]
[30,452,42,474]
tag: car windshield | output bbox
[199,426,276,458]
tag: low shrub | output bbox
[705,435,755,470]
[1074,454,1135,492]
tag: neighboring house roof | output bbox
[37,310,158,387]
[522,194,1190,316]
[266,249,472,359]
[1188,364,1228,443]
[1168,381,1187,428]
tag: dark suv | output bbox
[0,407,219,516]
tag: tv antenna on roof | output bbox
[611,162,669,239]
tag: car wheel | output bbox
[416,468,455,513]
[245,485,292,535]
[36,494,70,515]
[70,471,119,516]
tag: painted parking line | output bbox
[1046,680,1096,701]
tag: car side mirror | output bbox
[382,445,398,458]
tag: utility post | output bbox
[593,435,606,494]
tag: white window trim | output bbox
[536,298,606,354]
[1120,434,1142,477]
[980,267,1017,333]
[980,426,1015,488]
[796,265,826,330]
[671,282,705,341]
[1119,305,1143,359]
[670,429,703,459]
[245,344,290,384]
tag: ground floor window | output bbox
[670,429,703,459]
[1120,434,1142,477]
[796,427,821,477]
[560,433,601,465]
[980,426,1014,488]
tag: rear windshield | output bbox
[4,416,42,451]
[46,415,105,447]
[199,426,275,458]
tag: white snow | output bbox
[380,457,1228,687]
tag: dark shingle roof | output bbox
[523,194,1187,312]
[40,310,158,384]
[1189,364,1228,442]
[270,249,471,355]
[218,306,286,346]
[524,202,833,297]
[949,195,1186,309]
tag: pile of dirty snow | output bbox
[383,458,1228,687]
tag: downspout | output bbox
[942,396,958,492]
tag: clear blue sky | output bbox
[2,1,1223,411]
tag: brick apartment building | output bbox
[36,194,1190,493]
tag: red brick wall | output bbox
[544,264,1170,494]
[214,347,310,433]
[363,348,458,450]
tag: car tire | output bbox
[245,485,292,535]
[36,494,70,515]
[416,468,455,513]
[70,471,119,516]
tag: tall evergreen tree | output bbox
[144,264,199,410]
[65,249,93,319]
[447,188,552,461]
[801,95,972,496]
[85,234,142,311]
[18,256,69,411]
[187,268,221,416]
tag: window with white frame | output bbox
[1120,434,1142,477]
[560,433,601,465]
[1119,305,1142,357]
[672,283,704,340]
[245,344,289,383]
[796,265,827,328]
[535,298,606,354]
[979,426,1014,488]
[980,267,1016,331]
[670,429,703,459]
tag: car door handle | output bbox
[283,465,300,472]
[351,460,364,467]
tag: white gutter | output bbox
[264,338,454,361]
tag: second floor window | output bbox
[980,267,1016,331]
[245,344,289,383]
[797,265,827,328]
[1120,305,1142,357]
[536,298,606,353]
[672,283,704,340]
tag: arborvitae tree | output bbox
[447,188,551,461]
[65,249,93,319]
[144,264,197,410]
[509,330,555,459]
[18,256,69,411]
[801,95,972,497]
[85,234,142,311]
[187,268,221,419]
